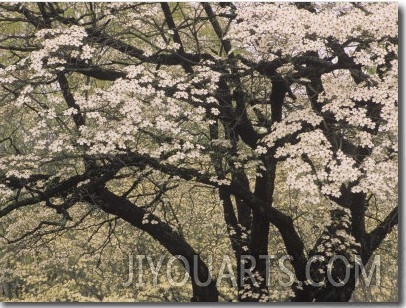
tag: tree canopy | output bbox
[0,2,398,302]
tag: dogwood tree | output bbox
[0,2,398,302]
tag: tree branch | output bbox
[366,205,398,262]
[89,186,219,302]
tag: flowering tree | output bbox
[0,2,398,302]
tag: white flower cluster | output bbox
[142,213,158,225]
[80,45,96,60]
[29,25,94,75]
[239,271,268,301]
[0,184,14,203]
[262,108,322,150]
[226,3,397,60]
[284,158,320,199]
[35,26,87,50]
[276,130,332,162]
[0,66,17,84]
[209,177,231,186]
[326,150,361,184]
[352,155,398,199]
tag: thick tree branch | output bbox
[56,72,85,128]
[88,28,213,66]
[161,2,194,74]
[202,3,232,55]
[64,61,126,80]
[89,186,219,302]
[0,174,86,218]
